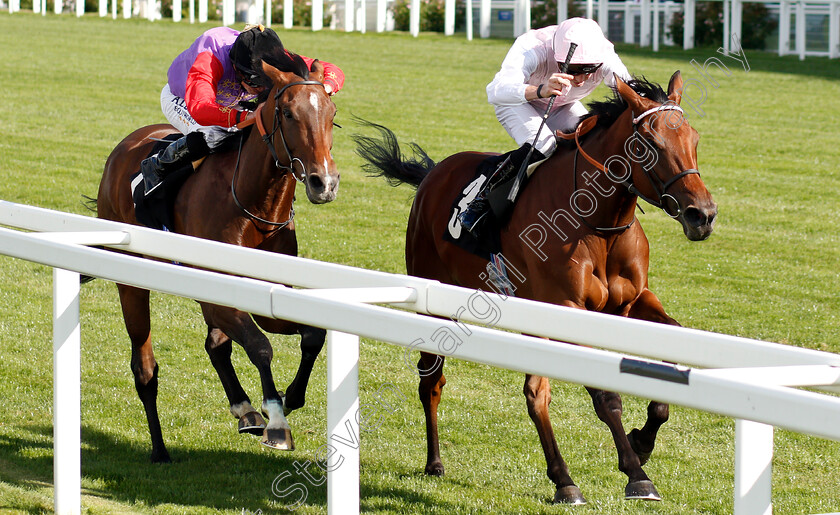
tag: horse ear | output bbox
[309,59,325,83]
[667,70,683,105]
[261,60,296,87]
[614,74,644,112]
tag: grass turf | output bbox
[1,11,839,514]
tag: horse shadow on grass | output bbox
[0,424,492,514]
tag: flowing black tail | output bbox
[352,117,435,189]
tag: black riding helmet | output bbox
[229,25,285,88]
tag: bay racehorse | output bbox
[354,72,716,503]
[95,55,338,462]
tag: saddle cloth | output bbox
[441,153,529,261]
[130,134,195,231]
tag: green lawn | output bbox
[1,12,839,514]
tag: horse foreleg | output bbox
[625,289,674,466]
[585,387,660,501]
[418,352,446,476]
[204,327,266,436]
[203,304,293,451]
[284,325,326,414]
[523,375,586,504]
[253,316,326,415]
[118,284,170,463]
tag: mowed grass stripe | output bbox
[0,12,839,514]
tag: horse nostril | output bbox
[683,207,707,228]
[308,175,324,192]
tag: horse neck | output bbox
[573,113,639,230]
[233,122,296,224]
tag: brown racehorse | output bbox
[95,56,339,462]
[355,72,717,503]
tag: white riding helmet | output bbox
[553,17,614,64]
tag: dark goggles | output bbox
[565,63,603,75]
[242,75,261,88]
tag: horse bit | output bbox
[231,80,325,228]
[568,104,700,232]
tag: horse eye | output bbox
[283,108,293,120]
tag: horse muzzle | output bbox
[305,170,339,204]
[678,202,717,241]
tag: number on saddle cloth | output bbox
[442,154,514,261]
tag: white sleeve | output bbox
[486,40,539,106]
[601,53,632,89]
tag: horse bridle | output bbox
[563,104,700,232]
[231,79,325,228]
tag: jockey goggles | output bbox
[565,63,603,75]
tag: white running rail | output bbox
[1,200,839,515]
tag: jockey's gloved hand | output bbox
[239,99,259,111]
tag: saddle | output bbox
[441,153,525,261]
[130,134,195,231]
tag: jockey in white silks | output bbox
[459,17,632,234]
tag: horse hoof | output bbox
[261,428,295,451]
[150,450,172,464]
[627,428,653,466]
[424,462,445,476]
[238,411,267,436]
[625,480,661,501]
[553,485,587,505]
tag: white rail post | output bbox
[172,0,181,21]
[312,0,323,30]
[376,0,386,32]
[722,0,730,53]
[480,0,490,38]
[779,0,790,55]
[557,0,568,23]
[598,0,608,35]
[345,0,354,31]
[734,420,773,515]
[410,0,419,36]
[830,0,840,58]
[640,0,650,46]
[357,0,366,32]
[445,0,455,34]
[652,0,659,51]
[683,0,695,49]
[327,330,360,515]
[796,0,806,59]
[53,268,81,515]
[624,0,634,43]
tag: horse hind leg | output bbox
[204,327,266,436]
[523,375,586,505]
[585,387,661,501]
[118,284,170,463]
[418,352,446,476]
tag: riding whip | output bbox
[507,42,578,202]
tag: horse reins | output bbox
[559,104,700,232]
[230,80,325,229]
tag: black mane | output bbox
[559,76,669,147]
[250,41,311,104]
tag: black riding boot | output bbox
[141,131,210,197]
[458,143,546,233]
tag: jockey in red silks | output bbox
[141,25,345,197]
[459,17,631,233]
